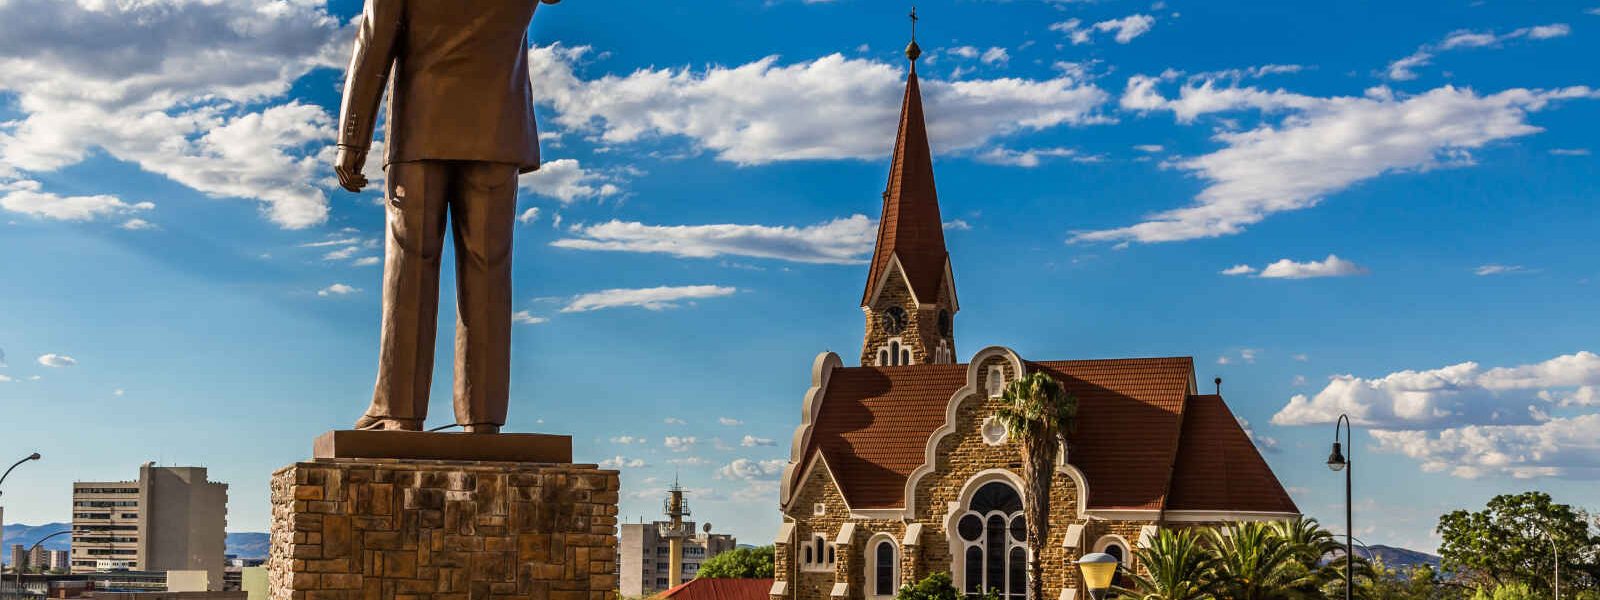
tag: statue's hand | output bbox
[335,146,370,193]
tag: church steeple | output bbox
[861,8,958,367]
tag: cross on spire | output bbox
[905,6,923,63]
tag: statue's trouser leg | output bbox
[367,160,452,429]
[447,161,518,429]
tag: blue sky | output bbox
[1,0,1598,552]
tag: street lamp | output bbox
[13,529,71,590]
[0,453,42,496]
[1541,528,1560,600]
[1327,414,1353,600]
[1076,552,1119,600]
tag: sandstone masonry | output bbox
[268,459,619,600]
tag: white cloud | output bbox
[1222,255,1366,279]
[0,0,345,229]
[1080,81,1596,243]
[352,256,381,267]
[512,310,548,325]
[518,159,621,203]
[610,435,646,444]
[946,46,979,59]
[716,458,786,481]
[561,285,737,313]
[37,353,77,368]
[666,456,709,466]
[664,436,698,453]
[1371,415,1600,479]
[1051,15,1155,45]
[1258,255,1368,279]
[741,435,777,447]
[976,146,1100,167]
[599,456,647,469]
[1387,24,1572,81]
[554,216,875,264]
[1548,148,1590,156]
[1272,351,1600,430]
[518,207,541,225]
[718,417,743,426]
[527,45,1108,165]
[322,246,360,261]
[317,283,360,297]
[0,375,13,383]
[664,417,687,425]
[119,218,156,231]
[1095,14,1156,44]
[0,180,153,222]
[1133,144,1165,153]
[943,219,972,231]
[980,47,1010,65]
[1474,264,1527,276]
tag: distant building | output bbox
[618,483,737,597]
[51,550,70,572]
[9,544,23,571]
[71,464,228,590]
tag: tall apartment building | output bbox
[9,543,22,571]
[71,464,229,589]
[50,550,70,571]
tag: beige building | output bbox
[618,516,737,596]
[71,465,229,589]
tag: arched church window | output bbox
[872,539,897,597]
[890,341,901,366]
[956,481,1025,599]
[901,348,912,365]
[879,349,889,366]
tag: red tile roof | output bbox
[862,65,949,307]
[796,356,1293,515]
[1166,395,1299,513]
[659,578,775,600]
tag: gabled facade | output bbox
[769,31,1298,600]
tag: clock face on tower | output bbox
[879,306,908,335]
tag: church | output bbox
[767,36,1299,600]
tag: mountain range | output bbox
[2,523,272,562]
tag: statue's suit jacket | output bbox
[338,0,543,173]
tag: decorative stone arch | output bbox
[944,469,1029,598]
[779,351,842,507]
[900,346,1027,518]
[864,532,901,599]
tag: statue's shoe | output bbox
[353,414,423,431]
[463,424,501,434]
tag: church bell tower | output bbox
[861,14,958,367]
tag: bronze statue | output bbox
[334,0,561,434]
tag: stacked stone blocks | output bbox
[269,459,618,600]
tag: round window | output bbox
[981,416,1008,445]
[958,514,984,542]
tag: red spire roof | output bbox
[862,63,951,307]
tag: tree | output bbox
[1122,527,1217,600]
[694,545,774,579]
[897,572,961,600]
[1437,491,1600,594]
[1205,522,1323,600]
[993,371,1076,600]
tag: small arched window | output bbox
[879,349,889,366]
[876,540,902,598]
[804,545,813,564]
[890,341,901,365]
[901,349,912,365]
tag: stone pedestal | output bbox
[268,453,619,600]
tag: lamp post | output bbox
[1076,552,1118,600]
[1327,414,1353,600]
[0,453,42,496]
[14,529,70,591]
[1542,528,1560,600]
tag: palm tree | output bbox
[993,371,1077,600]
[1205,522,1323,600]
[1122,527,1217,600]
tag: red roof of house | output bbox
[1166,395,1298,513]
[862,65,950,307]
[796,357,1297,515]
[659,578,775,600]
